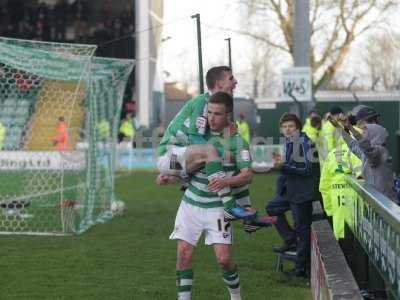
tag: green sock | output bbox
[222,266,241,298]
[177,269,193,300]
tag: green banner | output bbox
[347,177,400,298]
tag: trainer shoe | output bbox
[243,215,277,233]
[224,206,257,222]
[272,239,297,253]
[284,268,309,279]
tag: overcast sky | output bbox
[159,1,400,97]
[160,0,253,95]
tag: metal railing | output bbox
[347,176,400,299]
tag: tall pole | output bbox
[191,13,204,93]
[293,0,312,117]
[225,38,232,69]
[136,0,151,127]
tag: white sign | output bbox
[0,151,86,171]
[281,67,312,102]
[257,103,277,110]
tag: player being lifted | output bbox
[157,66,256,221]
[163,92,275,300]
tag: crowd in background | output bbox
[0,0,135,59]
[0,0,136,124]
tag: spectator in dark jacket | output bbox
[266,113,320,278]
[53,0,68,41]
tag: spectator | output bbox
[266,113,320,278]
[19,7,35,40]
[97,119,110,141]
[118,113,135,145]
[124,100,135,115]
[100,0,113,29]
[347,105,368,126]
[120,2,134,34]
[70,0,89,42]
[6,0,24,36]
[302,110,321,143]
[92,22,111,57]
[319,141,362,239]
[337,108,397,202]
[34,2,50,41]
[235,113,250,144]
[0,121,6,150]
[320,106,343,160]
[53,0,68,42]
[53,116,69,151]
[110,17,126,58]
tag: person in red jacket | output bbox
[53,116,69,151]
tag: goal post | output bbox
[0,37,134,235]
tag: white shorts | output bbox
[157,146,187,177]
[169,201,233,246]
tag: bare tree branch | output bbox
[238,0,399,91]
[221,26,291,53]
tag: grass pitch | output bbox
[0,172,311,299]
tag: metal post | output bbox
[191,13,204,93]
[136,0,151,127]
[225,37,232,69]
[293,0,312,117]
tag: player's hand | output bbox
[156,174,181,185]
[327,114,340,128]
[273,161,283,169]
[244,206,257,213]
[229,122,237,135]
[156,174,179,185]
[156,174,169,185]
[208,176,229,192]
[339,115,351,130]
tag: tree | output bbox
[364,31,400,90]
[248,39,278,98]
[237,0,399,91]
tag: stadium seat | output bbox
[15,106,30,116]
[8,127,23,137]
[4,99,17,108]
[0,116,13,126]
[19,100,31,108]
[13,116,28,126]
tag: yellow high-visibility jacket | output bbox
[319,143,362,239]
[236,120,250,144]
[0,122,5,150]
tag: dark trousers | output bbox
[266,195,313,273]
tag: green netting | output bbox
[0,37,134,235]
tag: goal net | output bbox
[0,37,134,235]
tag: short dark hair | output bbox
[206,66,232,90]
[308,110,318,116]
[279,113,302,129]
[329,106,343,116]
[310,115,322,128]
[208,92,233,113]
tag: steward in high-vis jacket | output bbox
[0,121,5,150]
[319,142,362,239]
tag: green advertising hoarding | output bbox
[347,177,400,297]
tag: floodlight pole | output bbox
[293,0,311,118]
[192,13,204,94]
[225,38,232,69]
